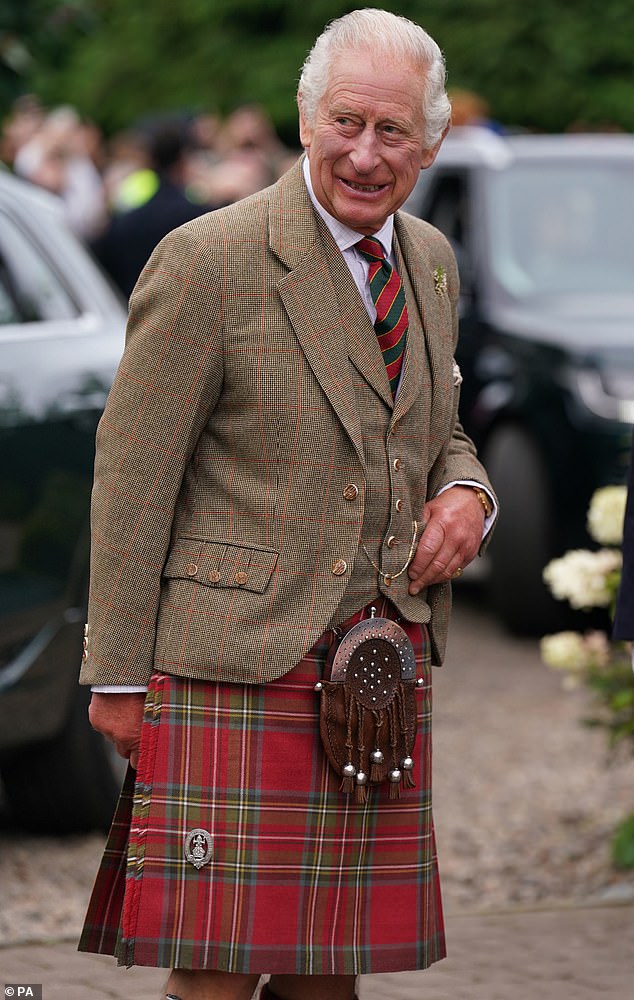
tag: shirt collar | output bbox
[302,155,394,257]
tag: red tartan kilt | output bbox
[79,603,445,975]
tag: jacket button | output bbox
[395,498,404,512]
[332,559,348,576]
[186,563,198,576]
[343,483,359,500]
[386,535,397,548]
[235,571,248,585]
[207,570,221,583]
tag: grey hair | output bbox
[298,8,451,149]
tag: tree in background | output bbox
[422,0,634,134]
[0,1,98,112]
[2,0,633,141]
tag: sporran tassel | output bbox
[370,742,385,783]
[355,782,367,804]
[389,776,402,800]
[340,770,356,795]
[339,688,356,794]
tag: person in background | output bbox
[99,128,154,213]
[91,119,214,298]
[448,88,506,134]
[79,9,496,1000]
[13,104,107,241]
[0,94,45,168]
[188,103,297,208]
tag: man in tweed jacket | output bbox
[83,9,496,1000]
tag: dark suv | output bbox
[405,129,634,633]
[0,168,126,832]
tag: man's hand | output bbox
[88,691,146,770]
[408,485,486,594]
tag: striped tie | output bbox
[356,236,408,397]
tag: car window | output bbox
[420,170,473,290]
[0,209,79,324]
[488,163,634,298]
[423,173,467,247]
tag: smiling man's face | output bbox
[299,50,443,235]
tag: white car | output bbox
[0,167,127,833]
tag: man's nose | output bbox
[348,129,380,173]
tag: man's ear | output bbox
[297,94,312,151]
[420,123,450,170]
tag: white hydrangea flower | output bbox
[540,632,590,671]
[586,486,627,546]
[541,630,611,681]
[543,548,622,609]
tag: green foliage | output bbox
[612,812,634,869]
[541,485,634,755]
[419,0,634,132]
[0,1,99,112]
[542,485,634,872]
[582,653,634,749]
[3,1,634,137]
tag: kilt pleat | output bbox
[79,605,445,975]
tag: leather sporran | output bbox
[316,607,419,803]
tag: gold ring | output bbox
[452,567,463,579]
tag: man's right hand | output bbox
[88,691,146,770]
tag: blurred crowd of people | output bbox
[0,95,299,297]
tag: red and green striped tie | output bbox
[356,236,408,397]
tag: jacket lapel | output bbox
[393,213,454,432]
[391,228,427,423]
[271,162,365,464]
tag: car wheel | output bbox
[484,424,567,635]
[0,684,125,834]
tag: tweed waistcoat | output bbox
[81,160,492,689]
[327,237,435,627]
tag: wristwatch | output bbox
[471,486,494,518]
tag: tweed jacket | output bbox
[80,158,494,688]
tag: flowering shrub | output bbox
[543,548,622,611]
[587,485,630,545]
[541,485,634,868]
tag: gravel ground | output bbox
[1,593,633,947]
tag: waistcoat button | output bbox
[395,498,404,512]
[393,457,402,470]
[386,535,397,548]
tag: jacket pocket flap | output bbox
[163,538,278,593]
